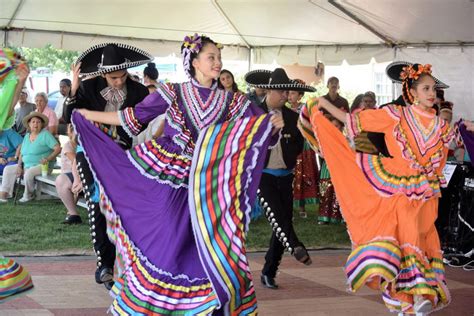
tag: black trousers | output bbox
[259,172,303,278]
[76,152,116,271]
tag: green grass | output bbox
[0,199,350,254]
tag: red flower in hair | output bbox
[400,64,432,81]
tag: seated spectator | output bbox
[218,69,241,93]
[0,112,60,203]
[34,92,58,135]
[14,88,36,136]
[56,124,82,224]
[0,128,23,175]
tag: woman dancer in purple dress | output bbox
[73,34,282,315]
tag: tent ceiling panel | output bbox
[339,0,474,44]
[216,0,382,46]
[1,0,382,47]
[1,0,473,66]
[2,0,245,44]
[253,45,393,65]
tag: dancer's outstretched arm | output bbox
[317,97,347,124]
[8,64,30,117]
[77,108,120,125]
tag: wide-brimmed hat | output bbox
[386,61,449,89]
[76,43,153,77]
[22,112,49,131]
[245,68,316,92]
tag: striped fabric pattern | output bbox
[155,82,176,106]
[345,111,363,141]
[120,107,142,136]
[226,93,252,121]
[110,253,218,315]
[164,84,196,158]
[397,255,443,294]
[345,240,401,292]
[298,99,320,152]
[128,139,192,187]
[353,131,380,155]
[345,241,450,314]
[356,153,442,200]
[189,114,273,315]
[178,82,228,132]
[0,257,34,301]
[99,189,220,315]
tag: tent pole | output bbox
[392,46,398,100]
[4,0,25,47]
[211,0,251,49]
[327,0,394,46]
[7,0,25,28]
[248,47,252,72]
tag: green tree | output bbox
[17,44,80,73]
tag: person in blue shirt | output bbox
[0,128,22,175]
[0,112,60,203]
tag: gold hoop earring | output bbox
[413,97,419,105]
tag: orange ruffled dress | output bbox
[300,99,453,314]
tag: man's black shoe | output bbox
[293,245,312,266]
[95,266,113,284]
[104,280,115,291]
[62,215,83,225]
[260,274,278,289]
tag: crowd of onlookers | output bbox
[0,79,77,222]
[1,63,461,226]
[0,63,161,225]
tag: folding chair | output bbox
[13,174,23,205]
[13,162,24,206]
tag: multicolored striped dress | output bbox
[0,51,33,303]
[0,257,34,302]
[292,103,320,211]
[317,160,342,224]
[300,99,453,314]
[0,48,26,130]
[73,79,275,315]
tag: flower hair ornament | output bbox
[399,64,432,82]
[182,33,202,78]
[182,33,223,78]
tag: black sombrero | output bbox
[76,43,153,77]
[386,61,449,89]
[245,68,316,92]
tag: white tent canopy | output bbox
[2,0,473,65]
[1,0,473,118]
